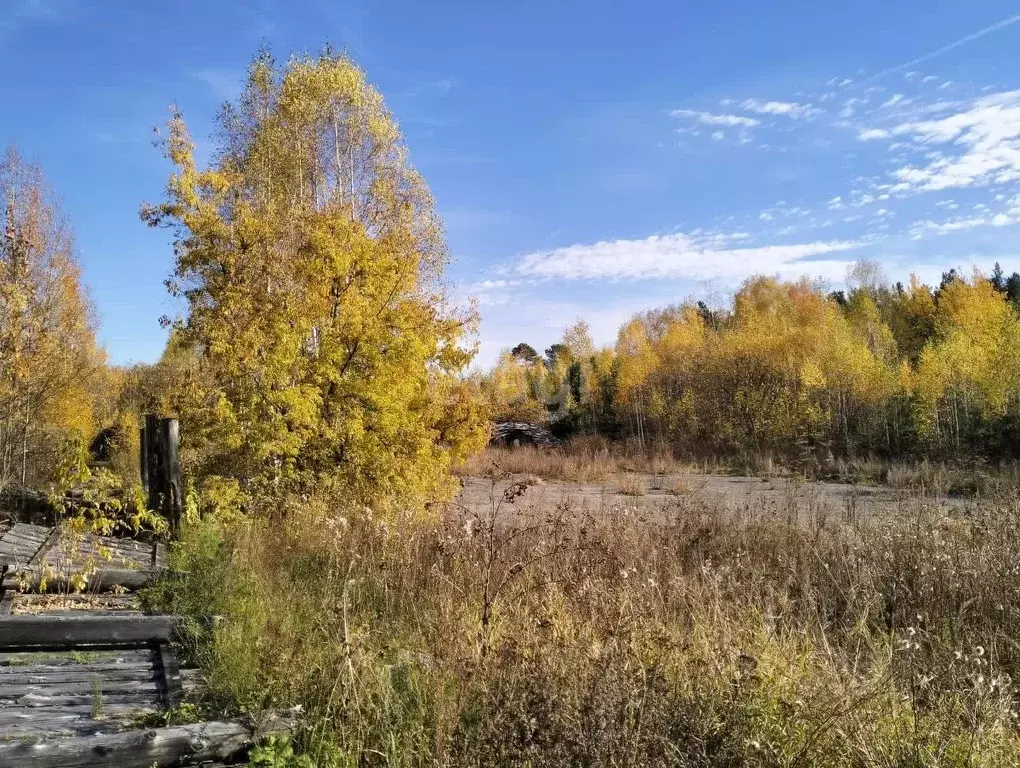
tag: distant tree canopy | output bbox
[478,263,1020,459]
[991,262,1020,311]
[510,343,539,365]
[142,50,487,513]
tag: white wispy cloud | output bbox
[741,99,819,119]
[514,232,862,282]
[758,203,812,220]
[881,89,1020,192]
[570,65,1020,301]
[461,279,523,309]
[670,109,759,127]
[469,279,517,292]
[839,97,866,118]
[908,213,1018,239]
[905,194,1020,238]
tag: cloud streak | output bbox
[741,99,819,119]
[515,233,862,282]
[863,12,1020,84]
[670,109,760,127]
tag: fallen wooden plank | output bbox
[6,691,162,707]
[0,710,134,732]
[0,656,157,673]
[0,648,154,666]
[49,543,153,560]
[0,662,157,678]
[31,527,64,566]
[1,533,45,547]
[1,523,50,536]
[3,567,164,592]
[157,643,183,708]
[0,615,178,649]
[9,593,139,607]
[0,524,52,547]
[0,669,158,685]
[0,680,161,697]
[0,719,134,738]
[0,719,273,768]
[0,701,157,721]
[14,610,143,618]
[6,594,141,618]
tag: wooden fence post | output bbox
[140,416,182,538]
[162,418,182,537]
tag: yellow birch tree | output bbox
[142,51,485,512]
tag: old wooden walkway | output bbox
[0,520,281,767]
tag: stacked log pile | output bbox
[490,422,561,448]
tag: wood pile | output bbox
[490,422,561,449]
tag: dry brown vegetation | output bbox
[148,472,1020,766]
[456,438,697,483]
[459,441,1020,500]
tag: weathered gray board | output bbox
[0,720,260,768]
[0,615,177,649]
[0,647,165,741]
[4,567,163,593]
[0,522,164,570]
[0,522,54,565]
[0,522,164,592]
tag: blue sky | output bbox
[3,1,1020,368]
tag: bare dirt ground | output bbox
[456,471,970,524]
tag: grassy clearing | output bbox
[828,456,1020,496]
[456,438,701,483]
[459,440,1020,497]
[145,477,1020,767]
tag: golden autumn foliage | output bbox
[0,146,104,491]
[482,266,1020,461]
[484,351,549,424]
[914,274,1020,451]
[598,277,902,456]
[142,52,486,513]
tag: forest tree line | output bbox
[480,264,1020,461]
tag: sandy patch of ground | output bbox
[456,471,969,524]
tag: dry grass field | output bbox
[149,443,1020,766]
[456,445,973,525]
